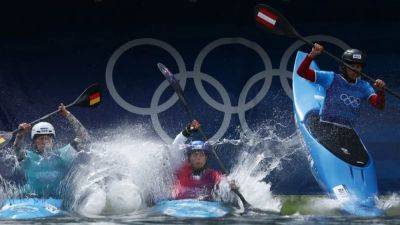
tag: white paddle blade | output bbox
[255,4,300,38]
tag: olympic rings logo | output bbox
[106,36,350,143]
[340,94,360,108]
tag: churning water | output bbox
[0,122,399,224]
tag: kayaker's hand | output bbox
[182,120,200,137]
[229,180,239,191]
[189,120,200,132]
[16,123,31,138]
[374,79,386,91]
[309,43,324,59]
[58,103,71,118]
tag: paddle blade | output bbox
[0,131,12,148]
[73,83,102,107]
[255,4,300,38]
[157,63,192,115]
[157,63,180,88]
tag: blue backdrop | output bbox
[0,0,399,194]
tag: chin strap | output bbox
[341,73,357,84]
[192,166,207,176]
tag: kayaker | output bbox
[297,43,385,128]
[172,120,237,201]
[12,103,89,198]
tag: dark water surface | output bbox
[1,214,400,225]
[1,202,400,225]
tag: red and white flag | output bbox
[256,8,278,30]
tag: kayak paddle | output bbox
[157,63,254,210]
[0,83,102,149]
[255,4,400,99]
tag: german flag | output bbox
[0,136,5,144]
[89,92,101,106]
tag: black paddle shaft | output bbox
[297,35,400,98]
[178,95,251,207]
[184,108,229,173]
[175,93,251,207]
[10,83,101,135]
[157,63,252,209]
[255,4,400,99]
[0,83,101,149]
[11,103,76,135]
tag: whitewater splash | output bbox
[0,147,25,202]
[215,120,306,212]
[57,118,307,216]
[0,118,399,217]
[0,115,372,217]
[378,194,400,216]
[62,123,184,216]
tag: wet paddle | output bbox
[157,63,254,210]
[255,4,400,99]
[0,83,102,149]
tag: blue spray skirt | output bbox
[292,51,382,217]
[0,198,62,219]
[154,199,232,218]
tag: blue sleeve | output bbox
[362,81,375,99]
[315,70,334,89]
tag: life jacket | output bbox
[20,144,76,198]
[173,162,222,200]
[315,71,374,127]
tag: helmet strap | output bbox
[341,63,359,83]
[192,165,207,175]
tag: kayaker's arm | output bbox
[172,132,188,146]
[172,120,200,146]
[369,88,385,110]
[297,54,316,82]
[12,123,31,161]
[297,43,324,82]
[13,136,26,161]
[59,103,89,151]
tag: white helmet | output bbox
[31,122,55,140]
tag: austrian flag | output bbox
[256,8,278,30]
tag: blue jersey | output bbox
[19,144,77,198]
[315,70,375,126]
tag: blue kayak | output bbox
[154,199,231,218]
[292,51,382,216]
[0,198,62,219]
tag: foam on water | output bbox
[377,193,400,216]
[213,120,306,212]
[302,197,342,215]
[1,119,397,218]
[0,147,24,202]
[62,123,184,217]
[60,120,308,216]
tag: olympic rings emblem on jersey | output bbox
[340,94,361,108]
[106,36,350,143]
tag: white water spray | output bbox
[63,123,184,216]
[214,121,307,212]
[61,119,307,215]
[377,193,400,216]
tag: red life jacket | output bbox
[173,162,222,200]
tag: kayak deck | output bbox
[0,198,62,220]
[306,113,369,167]
[154,199,232,218]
